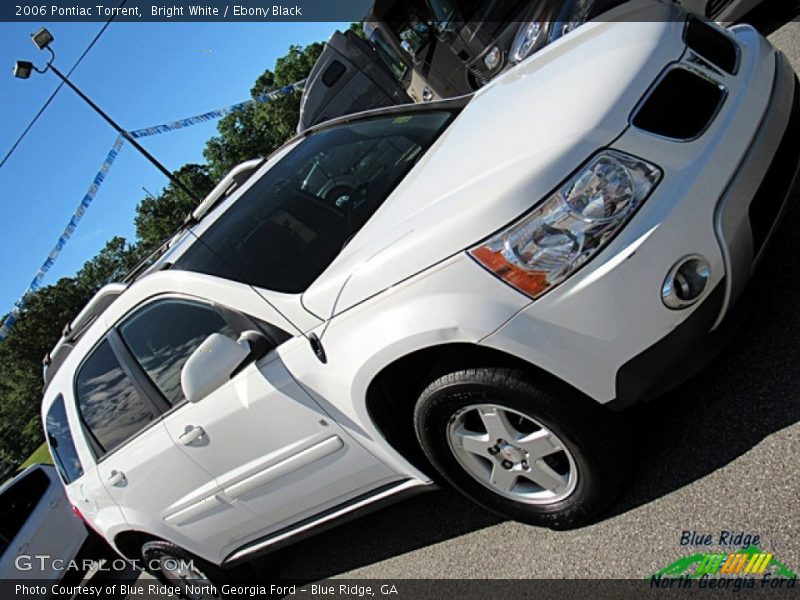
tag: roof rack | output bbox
[120,236,176,284]
[42,282,127,388]
[190,158,264,223]
[121,158,265,286]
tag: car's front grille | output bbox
[749,80,800,256]
[632,66,726,140]
[685,18,738,75]
[468,65,490,88]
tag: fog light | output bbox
[484,46,502,71]
[662,255,710,309]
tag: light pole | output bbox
[14,28,200,204]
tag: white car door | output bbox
[72,338,259,555]
[115,296,398,542]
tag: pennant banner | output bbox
[0,135,125,341]
[128,81,305,138]
[0,79,306,341]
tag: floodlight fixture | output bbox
[31,27,54,50]
[13,60,33,79]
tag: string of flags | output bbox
[0,79,306,341]
[128,81,306,139]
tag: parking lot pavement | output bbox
[105,18,800,593]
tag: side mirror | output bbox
[180,331,270,402]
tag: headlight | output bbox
[483,46,502,71]
[510,21,544,65]
[470,150,661,299]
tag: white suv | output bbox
[41,2,799,590]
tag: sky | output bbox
[0,19,347,318]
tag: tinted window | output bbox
[0,468,50,558]
[366,25,408,81]
[384,2,435,57]
[322,60,346,87]
[75,340,156,457]
[119,300,237,407]
[175,111,453,293]
[45,396,84,484]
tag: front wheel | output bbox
[413,368,631,529]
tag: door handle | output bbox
[107,470,126,486]
[17,542,29,555]
[179,425,206,445]
[50,497,60,508]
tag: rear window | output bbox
[0,469,50,558]
[45,396,84,484]
[175,111,454,293]
[75,340,157,457]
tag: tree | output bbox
[134,163,216,252]
[349,22,365,38]
[0,277,88,464]
[0,237,144,464]
[204,41,324,180]
[74,236,145,294]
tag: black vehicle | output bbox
[298,1,603,131]
[367,0,605,93]
[297,28,413,131]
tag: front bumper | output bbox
[479,25,800,406]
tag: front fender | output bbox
[279,254,529,477]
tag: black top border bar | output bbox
[4,0,798,23]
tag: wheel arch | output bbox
[364,342,585,474]
[113,530,161,562]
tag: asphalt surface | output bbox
[86,14,800,595]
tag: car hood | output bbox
[303,2,686,321]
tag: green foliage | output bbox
[0,37,328,466]
[349,22,366,38]
[0,237,146,464]
[74,236,146,294]
[0,277,87,464]
[134,163,215,252]
[204,41,323,180]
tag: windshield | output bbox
[175,111,455,293]
[366,23,409,81]
[426,0,460,33]
[383,1,435,58]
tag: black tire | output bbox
[413,367,631,529]
[141,540,247,599]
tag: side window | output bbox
[45,396,84,484]
[75,340,157,457]
[0,468,50,557]
[118,299,239,407]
